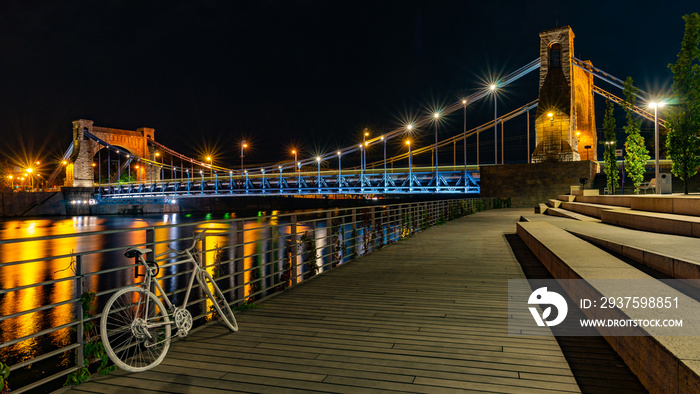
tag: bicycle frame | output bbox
[133,238,205,333]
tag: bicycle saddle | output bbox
[124,247,152,258]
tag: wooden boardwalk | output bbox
[66,209,582,393]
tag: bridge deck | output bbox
[65,209,582,393]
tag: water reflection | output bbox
[0,211,325,373]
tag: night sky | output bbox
[0,0,697,168]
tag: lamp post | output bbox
[406,140,412,193]
[649,101,665,194]
[8,175,13,189]
[433,112,440,190]
[206,156,212,178]
[337,151,342,193]
[240,141,248,171]
[363,129,369,172]
[490,84,498,164]
[316,156,321,193]
[26,168,34,190]
[359,144,365,193]
[462,99,468,178]
[381,135,387,192]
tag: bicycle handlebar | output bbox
[167,229,208,255]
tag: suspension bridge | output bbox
[47,26,664,201]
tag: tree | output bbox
[600,100,620,193]
[666,13,700,195]
[622,77,650,193]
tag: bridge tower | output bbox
[531,26,596,163]
[66,119,157,187]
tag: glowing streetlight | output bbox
[433,112,441,190]
[7,175,13,189]
[26,168,34,189]
[241,141,248,171]
[649,101,666,193]
[490,83,498,165]
[205,156,213,178]
[405,139,413,192]
[462,99,468,179]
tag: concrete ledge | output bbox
[535,203,548,214]
[516,221,700,393]
[574,195,634,207]
[546,207,600,222]
[569,230,700,281]
[547,199,562,208]
[572,189,599,196]
[601,209,700,238]
[630,195,700,217]
[560,201,630,219]
[557,195,576,202]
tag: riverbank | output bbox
[1,189,477,218]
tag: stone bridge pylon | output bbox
[66,119,156,187]
[532,26,596,163]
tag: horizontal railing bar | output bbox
[1,319,80,350]
[9,342,81,371]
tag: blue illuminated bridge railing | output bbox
[97,166,480,198]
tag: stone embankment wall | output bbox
[480,161,598,208]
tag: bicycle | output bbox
[100,230,238,372]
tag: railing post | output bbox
[75,254,84,369]
[351,209,357,257]
[312,219,318,273]
[234,220,245,303]
[326,211,333,270]
[370,206,376,251]
[146,228,155,264]
[290,214,299,286]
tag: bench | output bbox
[639,178,656,194]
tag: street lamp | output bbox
[406,140,412,192]
[462,99,468,177]
[241,141,248,171]
[337,150,342,193]
[206,156,212,178]
[316,156,321,193]
[649,101,665,194]
[433,112,440,189]
[26,168,33,190]
[8,175,13,189]
[489,83,499,165]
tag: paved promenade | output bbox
[66,209,583,393]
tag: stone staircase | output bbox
[516,193,700,392]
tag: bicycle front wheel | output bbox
[100,287,171,372]
[198,270,239,332]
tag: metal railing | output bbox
[0,197,511,392]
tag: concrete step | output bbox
[601,208,700,238]
[516,220,700,393]
[557,195,576,202]
[574,195,633,208]
[560,201,630,219]
[629,195,700,216]
[534,203,548,214]
[520,214,700,281]
[545,207,600,222]
[547,199,562,208]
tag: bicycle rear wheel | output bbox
[100,287,171,372]
[198,270,239,332]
